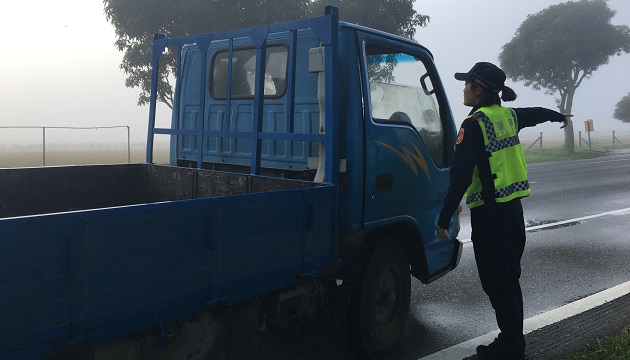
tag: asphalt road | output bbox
[258,150,630,360]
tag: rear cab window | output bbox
[210,45,288,99]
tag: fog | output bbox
[416,0,630,142]
[1,0,629,150]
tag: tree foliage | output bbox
[103,0,429,109]
[498,0,630,152]
[311,0,428,39]
[103,0,312,108]
[613,93,630,123]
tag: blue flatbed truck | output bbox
[0,7,462,359]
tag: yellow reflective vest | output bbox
[463,105,530,209]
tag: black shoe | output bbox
[476,338,502,359]
[476,338,526,360]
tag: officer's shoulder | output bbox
[463,115,482,127]
[461,117,483,136]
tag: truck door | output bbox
[359,35,457,275]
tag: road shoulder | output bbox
[419,281,630,360]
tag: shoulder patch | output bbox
[471,113,481,121]
[456,128,465,145]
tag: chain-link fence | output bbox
[0,126,132,167]
[521,131,630,151]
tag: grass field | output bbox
[0,147,170,168]
[524,144,630,164]
[525,147,605,164]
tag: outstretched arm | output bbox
[514,107,570,131]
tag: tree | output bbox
[499,0,630,153]
[103,0,312,109]
[311,0,428,39]
[613,93,630,123]
[103,0,428,109]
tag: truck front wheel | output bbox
[354,237,411,359]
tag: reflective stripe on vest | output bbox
[466,180,530,205]
[464,106,530,208]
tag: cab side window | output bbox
[366,44,447,166]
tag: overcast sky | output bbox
[0,0,629,146]
[415,0,630,140]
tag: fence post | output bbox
[526,132,543,151]
[127,126,131,163]
[42,127,46,166]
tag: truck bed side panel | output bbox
[0,216,74,352]
[210,186,339,299]
[80,203,211,330]
[0,177,340,358]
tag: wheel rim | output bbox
[374,266,400,334]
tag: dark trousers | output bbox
[471,198,526,353]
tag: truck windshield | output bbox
[366,45,446,166]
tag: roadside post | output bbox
[580,119,594,150]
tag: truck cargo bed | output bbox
[0,164,340,359]
[0,163,318,218]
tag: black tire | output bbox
[353,237,411,359]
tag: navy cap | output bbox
[455,62,506,92]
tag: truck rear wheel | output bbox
[353,237,411,359]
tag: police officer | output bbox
[436,62,571,360]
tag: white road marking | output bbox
[553,157,630,167]
[459,207,630,244]
[526,207,630,230]
[418,280,630,360]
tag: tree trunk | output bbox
[563,87,576,153]
[563,121,575,153]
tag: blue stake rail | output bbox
[146,6,340,184]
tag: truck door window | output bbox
[366,44,446,166]
[210,45,288,99]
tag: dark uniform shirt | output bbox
[437,107,565,229]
